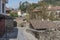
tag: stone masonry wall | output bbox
[34,30,60,40]
[5,19,14,32]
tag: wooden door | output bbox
[0,16,5,37]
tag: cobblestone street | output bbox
[0,27,37,40]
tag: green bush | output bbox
[24,14,30,21]
[10,12,18,17]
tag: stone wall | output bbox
[5,16,14,32]
[5,19,14,28]
[34,30,60,40]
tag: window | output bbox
[2,3,4,13]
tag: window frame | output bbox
[2,3,5,13]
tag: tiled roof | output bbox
[30,20,58,29]
[48,6,60,11]
[33,7,42,12]
[33,6,60,12]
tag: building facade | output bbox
[0,0,8,37]
[0,0,8,15]
[48,6,60,19]
[33,5,60,20]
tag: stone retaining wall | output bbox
[5,16,14,32]
[31,29,60,40]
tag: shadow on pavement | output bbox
[0,27,18,40]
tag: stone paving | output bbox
[0,27,37,40]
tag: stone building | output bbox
[0,0,8,15]
[0,0,8,37]
[29,20,60,40]
[0,0,16,37]
[33,6,60,20]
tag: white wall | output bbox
[0,0,2,13]
[18,11,22,16]
[0,0,6,15]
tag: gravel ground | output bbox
[0,27,37,40]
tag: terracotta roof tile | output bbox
[48,6,60,11]
[33,6,60,12]
[30,20,58,29]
